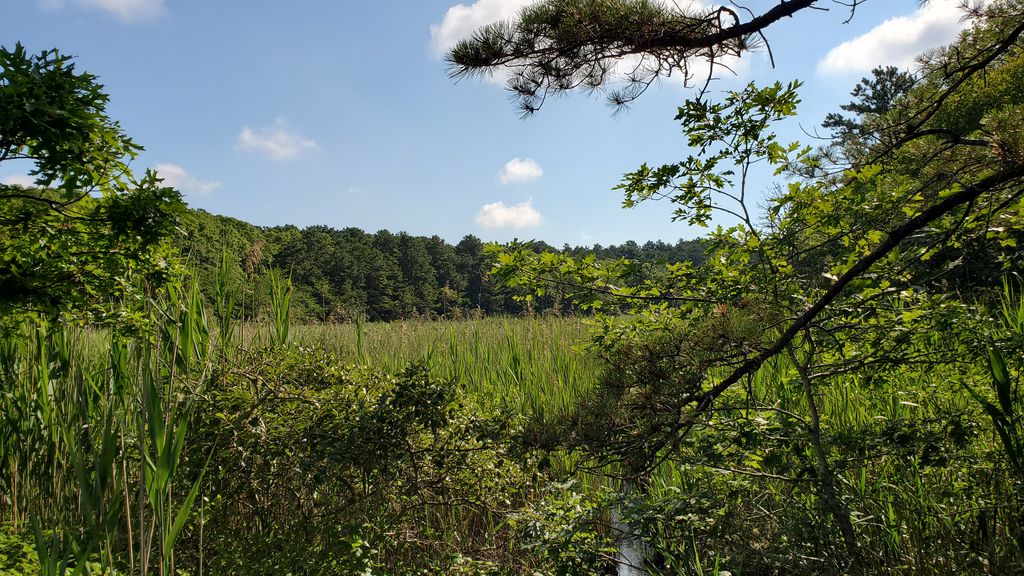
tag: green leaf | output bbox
[165,454,208,559]
[987,345,1014,418]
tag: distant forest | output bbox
[177,209,707,322]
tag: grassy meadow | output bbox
[291,317,599,417]
[2,294,1023,574]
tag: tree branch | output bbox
[696,165,1024,414]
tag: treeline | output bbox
[175,209,707,322]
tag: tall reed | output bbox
[290,316,598,418]
[0,274,214,575]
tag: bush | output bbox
[182,345,539,575]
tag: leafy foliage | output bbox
[480,2,1024,572]
[0,43,184,328]
[186,346,538,575]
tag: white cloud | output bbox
[1,175,37,187]
[818,0,969,75]
[475,198,542,229]
[499,157,543,184]
[41,0,164,21]
[615,50,749,90]
[236,118,318,162]
[430,0,538,57]
[155,163,221,198]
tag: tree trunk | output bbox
[613,479,648,576]
[789,344,862,572]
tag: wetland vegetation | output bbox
[3,1,1024,574]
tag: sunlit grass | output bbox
[5,292,1021,574]
[291,316,600,417]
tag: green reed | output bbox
[0,274,215,576]
[3,276,1022,574]
[291,316,600,418]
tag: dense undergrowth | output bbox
[1,274,1022,574]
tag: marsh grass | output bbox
[0,276,215,576]
[291,316,600,418]
[288,310,1021,572]
[3,280,1022,574]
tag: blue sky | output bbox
[4,0,970,246]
